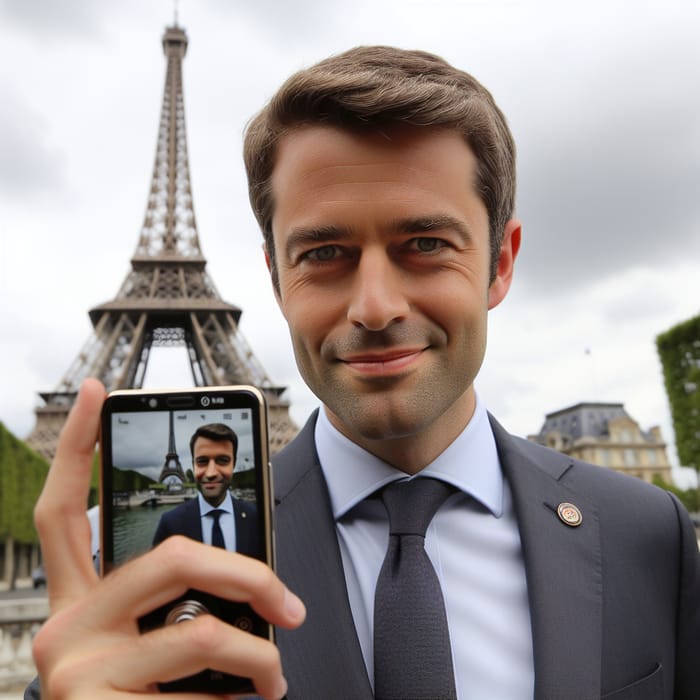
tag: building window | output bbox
[624,449,637,466]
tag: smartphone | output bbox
[100,385,274,694]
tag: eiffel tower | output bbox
[26,23,297,461]
[159,410,186,485]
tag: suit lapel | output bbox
[273,412,373,700]
[491,416,602,699]
[233,504,245,554]
[233,501,256,557]
[181,497,203,541]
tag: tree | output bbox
[657,314,700,471]
[0,422,51,588]
[0,422,50,545]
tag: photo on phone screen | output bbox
[100,386,272,694]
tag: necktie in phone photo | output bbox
[207,508,226,549]
[373,477,457,700]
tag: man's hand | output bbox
[32,378,305,699]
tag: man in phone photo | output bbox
[151,423,260,557]
[27,45,699,700]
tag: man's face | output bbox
[269,125,519,470]
[192,436,235,507]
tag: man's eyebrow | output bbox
[284,225,350,259]
[393,215,474,243]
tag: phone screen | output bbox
[100,386,272,693]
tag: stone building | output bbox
[529,402,672,483]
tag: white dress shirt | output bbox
[197,491,236,551]
[315,397,534,699]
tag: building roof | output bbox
[536,402,635,442]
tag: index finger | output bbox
[85,536,306,633]
[34,378,107,611]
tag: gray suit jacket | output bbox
[273,411,700,699]
[25,411,700,699]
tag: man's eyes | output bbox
[195,456,231,466]
[300,237,447,262]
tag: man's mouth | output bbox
[340,348,426,375]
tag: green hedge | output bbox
[657,314,700,471]
[0,422,50,544]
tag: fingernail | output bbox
[284,588,306,623]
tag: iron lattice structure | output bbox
[26,25,297,460]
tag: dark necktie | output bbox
[374,477,457,700]
[207,508,226,549]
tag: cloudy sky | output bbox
[1,0,698,484]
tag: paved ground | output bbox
[0,588,44,699]
[0,590,46,603]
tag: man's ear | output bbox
[487,218,521,310]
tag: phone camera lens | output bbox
[148,398,158,408]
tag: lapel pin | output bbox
[557,502,583,527]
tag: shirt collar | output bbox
[315,394,504,520]
[197,490,233,517]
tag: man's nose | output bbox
[346,250,409,331]
[203,459,218,477]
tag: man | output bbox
[28,47,699,699]
[151,423,260,557]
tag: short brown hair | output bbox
[189,423,238,462]
[243,45,516,288]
